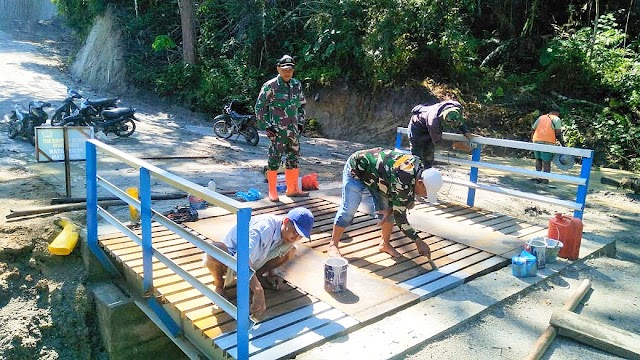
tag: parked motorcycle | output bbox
[6,101,52,145]
[59,99,137,137]
[212,101,259,146]
[51,88,119,125]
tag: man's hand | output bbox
[327,244,343,258]
[415,238,437,269]
[415,238,431,258]
[250,291,267,319]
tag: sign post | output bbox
[35,126,94,197]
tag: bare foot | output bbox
[213,285,228,300]
[378,242,401,257]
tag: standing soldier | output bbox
[255,54,308,202]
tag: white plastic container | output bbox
[207,179,217,191]
[276,174,286,193]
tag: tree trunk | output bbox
[179,0,196,64]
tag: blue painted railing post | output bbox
[573,151,594,220]
[85,141,119,276]
[86,142,98,252]
[140,168,153,293]
[467,144,481,207]
[235,207,252,360]
[395,130,403,151]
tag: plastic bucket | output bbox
[324,257,348,292]
[525,239,547,269]
[544,238,564,263]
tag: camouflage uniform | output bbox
[336,148,422,241]
[255,75,306,170]
[408,100,469,168]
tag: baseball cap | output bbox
[286,207,314,238]
[442,107,463,123]
[420,168,443,204]
[277,55,296,69]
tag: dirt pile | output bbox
[70,6,127,93]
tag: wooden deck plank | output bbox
[228,309,353,358]
[278,245,418,323]
[97,197,544,360]
[213,301,332,350]
[410,256,509,299]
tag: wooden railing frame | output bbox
[395,128,594,219]
[85,139,252,359]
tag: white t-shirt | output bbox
[221,214,284,270]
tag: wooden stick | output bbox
[6,200,126,219]
[551,309,640,359]
[51,193,186,204]
[524,279,592,360]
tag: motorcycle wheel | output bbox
[6,112,19,139]
[51,110,67,126]
[243,126,260,146]
[114,119,136,137]
[213,119,233,139]
[27,120,35,145]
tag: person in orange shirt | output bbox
[531,107,566,184]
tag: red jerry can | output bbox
[548,213,584,260]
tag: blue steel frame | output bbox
[85,140,252,359]
[394,130,594,220]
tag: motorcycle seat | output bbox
[230,111,253,120]
[86,97,119,107]
[102,107,135,118]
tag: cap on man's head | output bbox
[286,207,314,239]
[442,107,463,124]
[277,55,296,69]
[420,168,443,204]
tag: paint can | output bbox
[525,239,547,269]
[324,257,348,292]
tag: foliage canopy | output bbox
[54,0,640,171]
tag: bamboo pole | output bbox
[524,279,592,360]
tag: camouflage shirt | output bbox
[254,75,306,130]
[349,148,421,241]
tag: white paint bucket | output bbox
[525,239,547,269]
[324,257,348,292]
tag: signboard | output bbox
[35,126,94,162]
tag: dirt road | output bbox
[1,20,639,360]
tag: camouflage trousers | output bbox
[410,142,434,169]
[267,124,301,170]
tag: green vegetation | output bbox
[53,1,640,171]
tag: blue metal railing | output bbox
[395,128,594,219]
[85,140,252,359]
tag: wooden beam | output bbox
[524,279,592,360]
[550,309,640,359]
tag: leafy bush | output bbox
[538,12,640,170]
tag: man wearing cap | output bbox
[203,207,314,318]
[255,54,308,202]
[531,108,566,184]
[328,148,442,263]
[408,100,476,168]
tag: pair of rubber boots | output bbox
[266,168,308,202]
